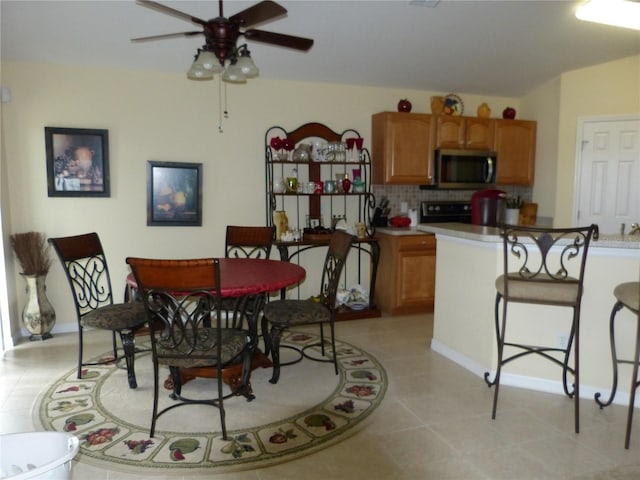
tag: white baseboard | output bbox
[430,338,634,408]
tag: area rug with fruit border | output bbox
[33,331,387,475]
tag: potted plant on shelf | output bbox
[10,231,56,340]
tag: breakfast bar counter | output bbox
[416,222,640,405]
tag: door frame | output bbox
[572,114,640,228]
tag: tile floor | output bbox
[2,313,640,479]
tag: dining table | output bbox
[126,257,306,395]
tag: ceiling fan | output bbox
[132,0,314,74]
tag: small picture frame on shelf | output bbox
[306,214,322,228]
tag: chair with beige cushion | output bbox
[126,257,254,439]
[261,230,354,384]
[49,232,147,389]
[595,273,640,448]
[484,224,599,433]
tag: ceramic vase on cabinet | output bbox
[21,274,56,340]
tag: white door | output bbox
[576,116,640,234]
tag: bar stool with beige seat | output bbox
[595,273,640,449]
[484,224,599,433]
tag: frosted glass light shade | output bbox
[236,54,259,78]
[194,51,223,73]
[187,63,214,80]
[222,64,247,83]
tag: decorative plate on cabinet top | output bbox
[443,94,464,116]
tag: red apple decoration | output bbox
[397,99,412,112]
[502,107,516,119]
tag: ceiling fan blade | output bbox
[136,0,207,26]
[244,29,314,51]
[131,31,203,42]
[230,1,287,28]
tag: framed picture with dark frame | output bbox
[45,127,110,197]
[147,161,203,227]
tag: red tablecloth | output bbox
[126,258,305,297]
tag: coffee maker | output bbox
[471,189,506,226]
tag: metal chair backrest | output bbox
[319,230,354,311]
[49,232,114,319]
[126,257,222,358]
[225,226,274,259]
[500,224,599,306]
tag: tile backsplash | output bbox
[370,184,532,217]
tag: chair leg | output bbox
[77,326,85,379]
[491,294,507,420]
[595,302,624,408]
[150,360,160,438]
[169,366,182,400]
[261,315,271,356]
[217,365,227,440]
[625,314,640,449]
[268,324,285,384]
[119,330,138,389]
[573,308,580,434]
[329,321,338,375]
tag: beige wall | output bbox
[1,62,518,342]
[554,55,640,225]
[3,55,638,342]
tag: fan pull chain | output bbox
[218,77,224,133]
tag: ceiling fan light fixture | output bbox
[222,63,247,83]
[236,47,260,78]
[187,63,214,80]
[195,50,223,73]
[576,0,640,31]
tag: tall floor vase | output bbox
[22,274,56,340]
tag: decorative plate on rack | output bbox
[443,94,464,116]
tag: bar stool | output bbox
[594,276,640,449]
[484,224,599,433]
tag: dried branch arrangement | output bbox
[10,231,52,276]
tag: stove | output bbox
[420,200,472,224]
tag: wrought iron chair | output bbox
[48,232,147,389]
[126,257,254,439]
[595,271,640,448]
[225,225,274,259]
[484,224,599,433]
[222,225,275,333]
[261,230,354,384]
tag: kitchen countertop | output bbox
[376,227,431,237]
[416,222,640,249]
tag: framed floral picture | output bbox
[146,161,203,226]
[45,127,110,197]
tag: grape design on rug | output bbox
[34,332,387,474]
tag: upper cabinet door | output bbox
[435,116,495,150]
[465,118,495,150]
[494,119,537,185]
[435,116,465,149]
[372,112,435,185]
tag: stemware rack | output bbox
[264,122,380,320]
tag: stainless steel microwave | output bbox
[428,149,498,189]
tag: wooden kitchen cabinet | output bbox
[435,116,495,150]
[494,119,537,185]
[372,112,436,185]
[375,232,436,315]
